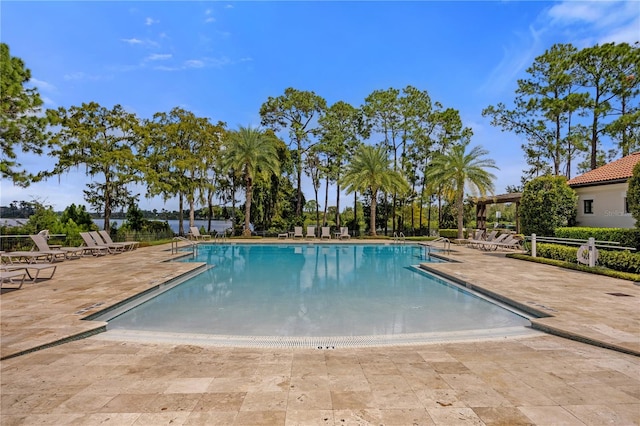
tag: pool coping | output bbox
[1,240,639,359]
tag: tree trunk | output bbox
[370,190,378,236]
[103,178,111,233]
[207,187,214,233]
[353,191,357,236]
[457,190,464,240]
[244,178,253,237]
[336,181,341,228]
[322,176,329,226]
[178,193,184,236]
[189,196,195,228]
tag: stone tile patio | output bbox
[1,240,639,425]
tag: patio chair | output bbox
[189,226,211,241]
[29,234,80,261]
[99,230,139,251]
[0,269,27,289]
[468,229,499,249]
[477,232,510,251]
[79,232,112,256]
[488,235,523,251]
[293,226,304,239]
[1,263,57,282]
[339,227,351,240]
[306,226,316,239]
[89,231,126,253]
[320,226,331,239]
[1,251,55,264]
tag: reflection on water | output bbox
[108,244,529,337]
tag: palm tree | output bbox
[221,126,280,236]
[427,141,498,239]
[341,145,409,236]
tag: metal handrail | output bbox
[393,232,406,245]
[171,236,198,256]
[418,237,451,255]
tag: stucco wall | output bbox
[573,182,636,228]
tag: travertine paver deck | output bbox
[1,240,639,425]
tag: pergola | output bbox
[474,193,522,233]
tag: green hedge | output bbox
[438,229,469,238]
[534,243,640,273]
[507,253,640,282]
[554,227,640,251]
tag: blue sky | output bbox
[2,1,638,213]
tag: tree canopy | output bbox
[0,43,49,185]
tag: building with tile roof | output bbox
[567,152,640,228]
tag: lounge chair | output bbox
[89,231,126,253]
[339,227,351,240]
[320,226,331,239]
[99,230,138,251]
[306,226,316,240]
[189,226,211,241]
[293,226,304,239]
[79,232,112,256]
[484,235,523,251]
[1,251,55,264]
[477,232,510,250]
[1,264,57,282]
[468,229,499,249]
[0,270,27,289]
[29,234,80,261]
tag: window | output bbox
[625,197,630,214]
[584,199,593,214]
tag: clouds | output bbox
[480,0,638,98]
[544,0,639,46]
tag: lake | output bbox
[93,219,233,234]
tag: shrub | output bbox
[438,229,469,239]
[532,243,640,273]
[554,227,640,251]
[507,253,640,282]
[627,162,640,226]
[520,175,577,236]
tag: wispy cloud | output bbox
[145,53,172,61]
[478,25,544,96]
[145,17,159,26]
[546,0,639,46]
[204,9,216,23]
[121,37,160,48]
[63,72,107,81]
[153,56,233,72]
[121,37,143,45]
[29,78,56,92]
[185,59,205,68]
[479,0,638,97]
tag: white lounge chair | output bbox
[306,226,316,239]
[29,234,81,261]
[79,232,112,256]
[99,230,138,251]
[0,270,27,289]
[1,264,57,282]
[89,231,126,253]
[189,226,211,241]
[320,227,331,239]
[293,226,304,239]
[1,251,55,264]
[339,227,351,240]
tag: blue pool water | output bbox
[105,244,530,340]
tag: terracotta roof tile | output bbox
[567,152,640,186]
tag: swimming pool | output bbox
[100,244,533,347]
